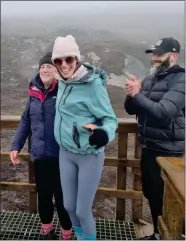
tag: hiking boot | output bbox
[42,229,57,240]
[61,233,72,240]
[61,228,73,240]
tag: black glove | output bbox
[89,128,109,149]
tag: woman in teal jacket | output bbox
[51,35,118,240]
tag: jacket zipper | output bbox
[142,77,157,147]
[73,122,81,149]
[58,85,67,143]
[63,86,73,105]
[171,121,175,141]
[41,90,47,156]
[41,102,46,156]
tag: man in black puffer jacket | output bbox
[124,37,185,240]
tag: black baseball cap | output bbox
[145,37,180,54]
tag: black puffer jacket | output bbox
[124,65,185,154]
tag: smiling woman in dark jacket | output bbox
[10,53,72,240]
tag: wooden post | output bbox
[132,133,142,222]
[116,132,128,220]
[28,135,37,213]
[157,157,185,240]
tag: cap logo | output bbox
[173,48,176,51]
[156,40,162,46]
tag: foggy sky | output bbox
[1,1,184,17]
[1,1,185,45]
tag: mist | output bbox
[1,1,185,117]
[1,1,184,16]
[1,1,185,44]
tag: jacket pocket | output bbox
[72,122,81,149]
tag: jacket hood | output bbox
[166,64,185,74]
[58,63,108,86]
[29,73,58,91]
[29,73,45,90]
[158,64,185,77]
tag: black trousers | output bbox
[140,148,183,234]
[34,158,72,230]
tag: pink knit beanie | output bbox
[51,35,81,63]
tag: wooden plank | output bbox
[117,118,137,133]
[105,157,140,167]
[1,152,30,162]
[0,152,140,167]
[157,158,185,240]
[1,116,137,133]
[0,182,142,199]
[156,157,185,201]
[116,132,128,220]
[138,219,154,237]
[132,168,143,222]
[134,221,154,239]
[158,216,172,240]
[1,116,21,129]
[132,168,141,177]
[97,187,143,199]
[0,182,36,191]
[160,172,184,240]
[117,123,138,133]
[117,118,137,124]
[162,172,184,210]
[0,116,137,124]
[132,134,143,222]
[134,223,144,238]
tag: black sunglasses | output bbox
[54,56,75,66]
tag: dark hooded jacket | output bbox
[124,65,185,154]
[10,74,59,159]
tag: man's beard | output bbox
[149,56,171,76]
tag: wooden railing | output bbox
[1,116,143,221]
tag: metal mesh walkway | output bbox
[0,211,137,240]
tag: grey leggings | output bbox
[59,148,105,238]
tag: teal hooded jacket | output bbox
[54,63,118,155]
